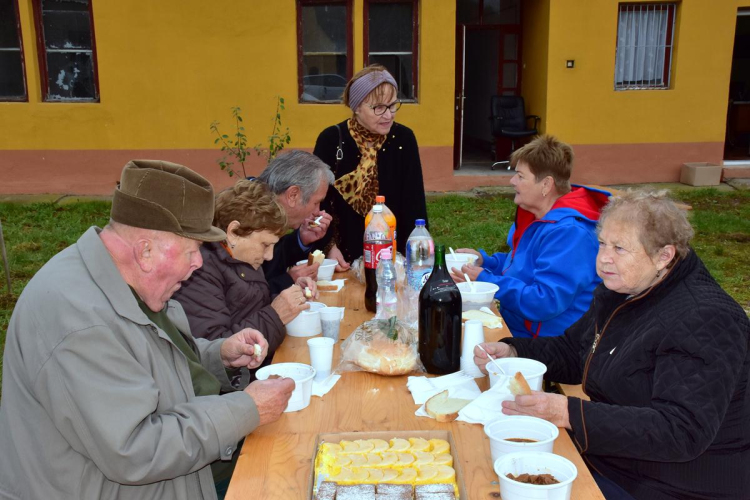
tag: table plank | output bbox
[227,273,604,499]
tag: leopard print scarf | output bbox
[333,118,386,217]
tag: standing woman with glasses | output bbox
[313,65,428,268]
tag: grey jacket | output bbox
[0,227,260,500]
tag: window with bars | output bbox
[0,0,27,101]
[614,3,676,90]
[34,0,99,101]
[297,0,352,103]
[364,0,418,101]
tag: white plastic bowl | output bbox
[255,363,316,412]
[445,253,479,273]
[296,258,338,281]
[456,281,499,312]
[285,302,326,337]
[488,358,547,391]
[484,415,559,463]
[494,451,577,500]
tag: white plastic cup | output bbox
[307,337,335,381]
[320,307,345,341]
[462,320,485,359]
[460,355,484,378]
[484,415,559,463]
[494,451,577,500]
[255,363,315,412]
[488,358,547,391]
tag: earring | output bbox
[229,242,236,249]
[656,269,661,278]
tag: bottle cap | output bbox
[376,195,385,203]
[415,219,425,226]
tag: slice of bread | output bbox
[425,390,472,423]
[316,280,338,291]
[307,250,325,266]
[508,371,532,396]
[461,310,502,329]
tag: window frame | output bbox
[363,0,419,102]
[32,0,101,102]
[614,2,676,91]
[0,0,28,102]
[296,0,353,103]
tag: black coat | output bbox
[262,229,311,295]
[505,250,750,499]
[313,120,428,262]
[173,243,285,356]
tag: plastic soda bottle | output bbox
[363,204,392,313]
[365,195,396,259]
[405,219,434,293]
[376,246,398,318]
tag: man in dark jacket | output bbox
[257,150,335,294]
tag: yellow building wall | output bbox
[520,0,551,133]
[1,0,455,151]
[545,0,746,145]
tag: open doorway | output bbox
[724,10,750,163]
[453,0,522,173]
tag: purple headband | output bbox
[347,70,398,111]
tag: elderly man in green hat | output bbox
[0,160,294,500]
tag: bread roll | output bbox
[509,371,532,396]
[355,337,418,376]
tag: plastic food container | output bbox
[255,363,316,412]
[484,415,559,463]
[494,451,577,500]
[456,282,499,312]
[445,253,479,273]
[296,259,338,281]
[286,302,326,337]
[488,358,547,391]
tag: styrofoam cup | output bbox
[488,358,547,391]
[320,307,344,342]
[484,415,559,463]
[460,355,484,378]
[494,451,577,500]
[255,363,315,412]
[462,320,485,359]
[307,337,335,381]
[285,302,326,337]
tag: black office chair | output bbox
[489,96,540,170]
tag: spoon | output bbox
[449,247,456,256]
[463,272,476,293]
[477,344,506,375]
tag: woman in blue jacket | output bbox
[453,135,609,338]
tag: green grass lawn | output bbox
[0,188,748,398]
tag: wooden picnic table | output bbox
[226,274,604,500]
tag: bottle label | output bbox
[407,269,432,291]
[425,280,459,297]
[364,242,391,269]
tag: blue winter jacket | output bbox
[478,185,610,338]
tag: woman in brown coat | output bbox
[175,180,317,361]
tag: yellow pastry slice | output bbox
[354,439,374,453]
[363,468,384,483]
[397,453,415,466]
[328,467,352,483]
[379,452,398,467]
[434,465,456,482]
[340,440,360,454]
[416,465,438,484]
[432,453,453,466]
[392,467,418,484]
[334,455,352,467]
[366,453,383,466]
[429,439,450,455]
[380,468,399,482]
[342,468,369,483]
[389,438,410,452]
[348,454,367,467]
[413,451,435,466]
[409,437,430,452]
[368,438,389,453]
[320,442,343,455]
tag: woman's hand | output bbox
[271,285,310,324]
[457,248,483,266]
[327,245,351,272]
[296,276,318,300]
[502,392,571,430]
[450,263,483,283]
[473,342,517,374]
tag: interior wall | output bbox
[463,30,499,143]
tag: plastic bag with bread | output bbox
[336,316,425,376]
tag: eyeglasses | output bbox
[368,101,402,116]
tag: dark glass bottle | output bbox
[418,245,462,374]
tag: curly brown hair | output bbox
[213,180,287,237]
[510,135,574,194]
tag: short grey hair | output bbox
[257,150,334,204]
[598,189,694,259]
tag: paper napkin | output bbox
[312,374,341,397]
[456,373,515,425]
